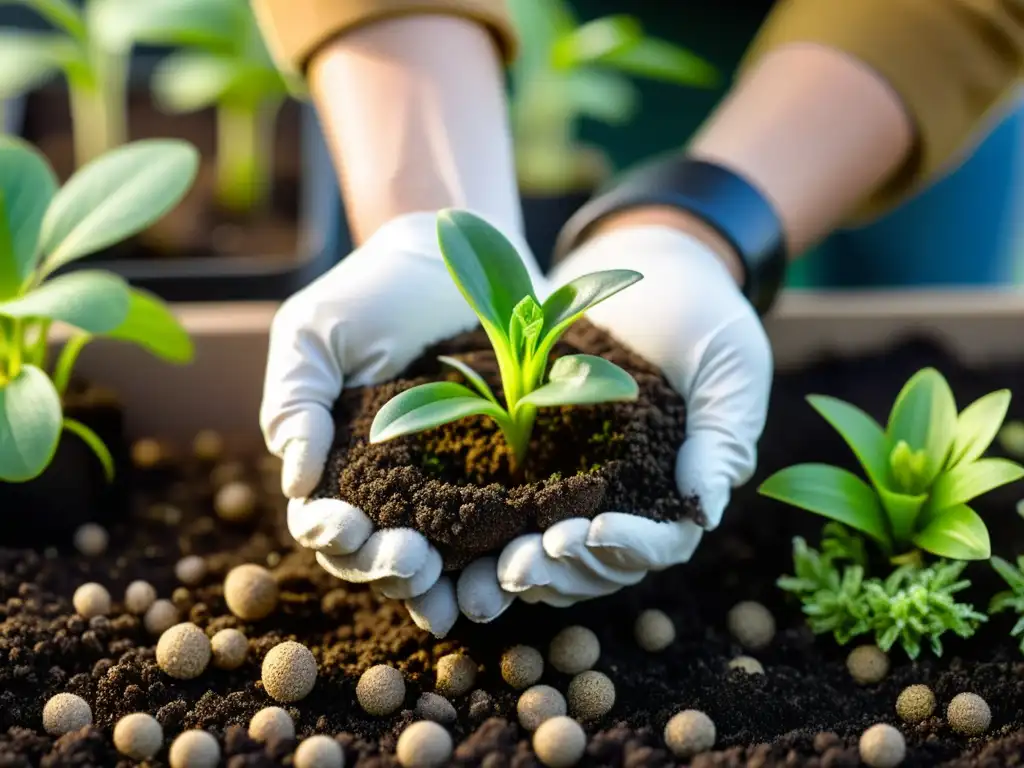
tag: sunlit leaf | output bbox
[104,287,193,363]
[0,136,58,286]
[520,354,637,407]
[947,389,1012,468]
[912,504,991,560]
[0,270,129,331]
[928,457,1024,511]
[0,364,62,481]
[886,368,958,486]
[369,381,508,443]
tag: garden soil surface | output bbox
[4,336,1024,766]
[22,89,301,261]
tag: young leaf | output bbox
[369,382,509,443]
[564,69,638,125]
[593,35,720,87]
[152,52,285,113]
[758,463,891,547]
[806,394,890,491]
[438,355,497,404]
[0,364,62,481]
[911,503,991,560]
[103,287,193,363]
[12,0,86,40]
[947,389,1012,469]
[875,485,927,546]
[886,368,958,486]
[991,555,1024,594]
[519,354,638,407]
[89,0,242,53]
[62,417,114,481]
[37,140,199,276]
[436,209,537,339]
[0,31,72,99]
[509,296,544,359]
[0,136,59,285]
[928,457,1024,511]
[539,269,643,347]
[0,271,130,332]
[550,14,642,69]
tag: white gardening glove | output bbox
[260,211,544,636]
[496,225,773,605]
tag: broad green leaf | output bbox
[370,381,508,443]
[104,288,193,363]
[438,355,497,403]
[62,416,113,481]
[38,139,199,275]
[520,354,638,407]
[758,463,891,547]
[551,15,642,69]
[928,457,1024,510]
[0,196,15,298]
[912,504,991,560]
[88,0,243,52]
[947,390,1011,468]
[991,556,1024,594]
[0,363,62,481]
[0,31,75,99]
[875,485,927,545]
[596,36,719,87]
[10,0,85,40]
[152,52,286,113]
[539,269,643,344]
[0,271,129,331]
[807,394,889,491]
[564,69,638,125]
[886,368,958,486]
[436,209,537,339]
[0,136,59,285]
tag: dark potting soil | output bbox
[4,336,1024,767]
[314,321,698,569]
[21,90,301,261]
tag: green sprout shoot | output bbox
[0,135,197,482]
[508,0,718,193]
[369,209,642,472]
[989,555,1024,654]
[98,0,296,214]
[760,368,1024,563]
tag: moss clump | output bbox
[896,685,935,724]
[947,692,991,736]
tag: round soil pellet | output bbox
[249,706,295,742]
[435,653,476,698]
[131,438,165,468]
[42,693,92,736]
[113,713,163,760]
[124,580,157,615]
[73,523,108,556]
[294,734,344,768]
[156,622,212,680]
[501,645,544,689]
[635,609,675,652]
[144,599,179,636]
[211,628,248,670]
[416,692,457,725]
[175,555,207,586]
[548,626,600,675]
[356,664,405,716]
[396,720,452,768]
[859,723,906,768]
[192,429,225,461]
[533,716,587,767]
[726,601,775,650]
[215,481,257,522]
[262,640,318,702]
[169,730,220,768]
[664,709,716,759]
[729,656,765,675]
[896,685,936,724]
[517,685,567,732]
[947,692,992,735]
[847,645,890,685]
[224,563,278,620]
[567,670,615,720]
[72,583,111,619]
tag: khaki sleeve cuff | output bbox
[252,0,516,75]
[740,0,1024,217]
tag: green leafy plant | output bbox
[97,0,297,213]
[508,0,718,193]
[760,368,1024,562]
[780,524,986,659]
[0,135,197,481]
[369,209,642,471]
[990,555,1024,653]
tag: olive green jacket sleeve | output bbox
[742,0,1024,213]
[251,0,516,75]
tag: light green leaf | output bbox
[928,457,1024,510]
[758,463,891,547]
[509,295,544,359]
[0,196,15,298]
[564,69,638,125]
[0,364,62,481]
[595,36,719,87]
[436,209,537,340]
[506,0,577,83]
[10,0,86,40]
[876,485,928,546]
[38,139,199,275]
[88,0,243,52]
[539,269,642,345]
[0,31,75,99]
[947,389,1011,468]
[551,14,642,68]
[991,556,1024,594]
[0,136,59,286]
[438,355,497,403]
[886,368,959,487]
[520,354,638,407]
[807,394,889,491]
[62,416,114,481]
[912,504,991,560]
[0,271,129,331]
[151,51,286,113]
[369,381,508,443]
[104,287,193,363]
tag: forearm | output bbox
[307,15,521,244]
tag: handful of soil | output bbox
[314,321,700,569]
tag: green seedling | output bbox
[759,368,1024,562]
[989,555,1024,653]
[508,0,718,193]
[369,209,642,471]
[0,135,197,482]
[98,0,296,213]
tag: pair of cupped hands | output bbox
[260,211,773,637]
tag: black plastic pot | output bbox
[521,189,594,274]
[1,392,130,547]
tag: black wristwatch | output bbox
[555,154,789,316]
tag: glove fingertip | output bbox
[406,576,458,638]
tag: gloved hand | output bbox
[483,224,774,610]
[260,211,545,636]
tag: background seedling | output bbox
[370,209,642,472]
[989,555,1024,652]
[508,0,718,193]
[0,136,196,482]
